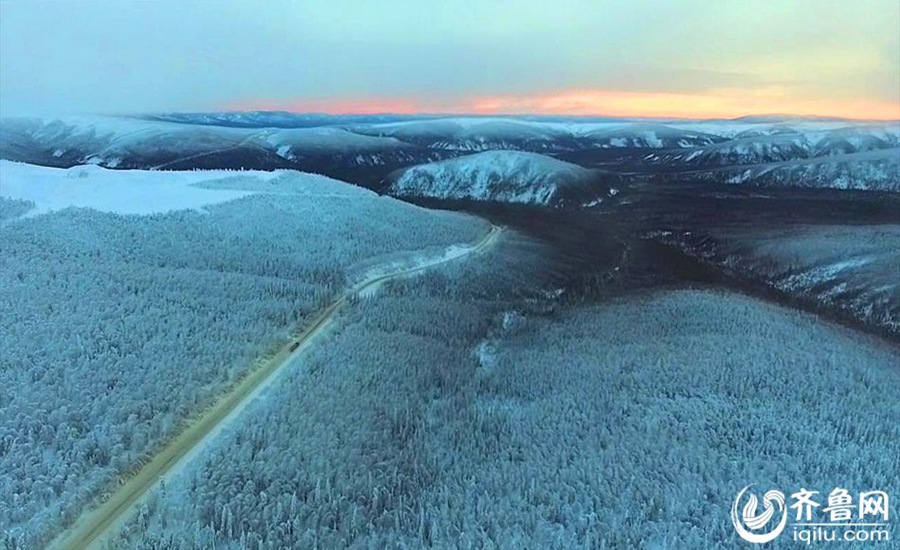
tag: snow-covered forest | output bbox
[386,151,599,206]
[111,234,550,549]
[662,224,900,337]
[0,197,34,221]
[0,169,485,548]
[117,237,899,548]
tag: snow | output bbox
[16,115,251,148]
[354,226,500,297]
[666,120,855,139]
[718,149,899,191]
[263,126,408,152]
[359,117,633,139]
[1,116,411,169]
[362,117,548,133]
[0,160,272,216]
[0,116,254,167]
[1,168,487,546]
[352,117,575,151]
[388,151,593,205]
[685,150,703,162]
[275,145,294,159]
[640,131,664,148]
[779,256,877,292]
[668,120,899,144]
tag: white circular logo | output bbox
[731,484,789,544]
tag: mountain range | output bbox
[1,114,897,202]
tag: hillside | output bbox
[0,116,443,186]
[667,150,900,192]
[0,162,486,548]
[116,271,900,548]
[2,114,897,192]
[386,150,604,206]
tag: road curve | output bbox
[49,224,502,550]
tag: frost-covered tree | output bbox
[0,186,485,547]
[0,197,34,221]
[119,242,899,549]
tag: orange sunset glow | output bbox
[229,88,899,121]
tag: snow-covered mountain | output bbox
[386,151,604,206]
[576,124,722,149]
[3,114,897,193]
[352,118,584,152]
[145,111,437,129]
[353,118,725,152]
[0,116,434,165]
[719,150,900,191]
[642,123,899,168]
[0,116,446,186]
[0,116,248,168]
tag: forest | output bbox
[0,183,484,548]
[116,233,900,548]
[0,197,34,222]
[664,224,900,337]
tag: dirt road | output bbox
[49,224,502,550]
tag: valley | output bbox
[3,1,898,547]
[0,113,897,548]
[3,115,898,193]
[410,178,900,341]
[110,229,899,549]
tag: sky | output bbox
[1,0,898,120]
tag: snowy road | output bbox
[49,224,502,550]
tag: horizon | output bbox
[160,110,900,123]
[9,109,900,125]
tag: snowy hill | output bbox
[353,118,724,151]
[144,111,434,129]
[0,160,258,216]
[0,161,486,547]
[387,151,601,205]
[0,116,439,177]
[0,116,248,167]
[261,127,412,163]
[642,123,899,168]
[352,118,582,152]
[719,150,900,191]
[575,123,722,149]
[633,121,900,191]
[3,114,897,193]
[0,160,388,217]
